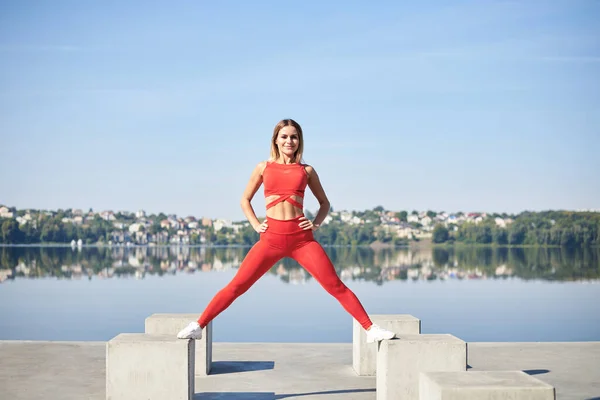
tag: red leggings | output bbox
[198,216,373,330]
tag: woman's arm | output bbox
[305,165,331,228]
[240,161,267,231]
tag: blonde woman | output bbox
[178,119,395,343]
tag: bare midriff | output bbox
[265,195,305,220]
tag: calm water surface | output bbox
[1,245,599,343]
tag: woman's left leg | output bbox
[290,239,373,330]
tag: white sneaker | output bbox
[177,321,203,340]
[366,324,396,343]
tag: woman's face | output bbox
[275,126,300,159]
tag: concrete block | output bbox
[106,333,194,400]
[145,313,212,376]
[419,371,556,400]
[353,314,421,376]
[377,334,467,400]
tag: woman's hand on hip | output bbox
[298,216,319,231]
[254,221,268,233]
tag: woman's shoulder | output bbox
[256,160,269,174]
[302,163,315,176]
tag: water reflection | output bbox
[0,245,598,284]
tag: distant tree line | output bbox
[1,208,599,248]
[1,212,115,245]
[433,211,600,247]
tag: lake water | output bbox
[1,245,599,343]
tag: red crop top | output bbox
[262,161,308,210]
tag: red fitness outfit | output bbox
[197,162,373,330]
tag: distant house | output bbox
[214,219,233,232]
[129,223,142,233]
[396,225,414,238]
[340,212,353,223]
[100,211,116,221]
[340,215,362,225]
[231,223,247,233]
[0,206,13,218]
[421,216,432,226]
[352,216,363,225]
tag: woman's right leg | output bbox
[197,235,283,327]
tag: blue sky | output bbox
[1,1,599,220]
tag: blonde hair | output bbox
[269,119,304,163]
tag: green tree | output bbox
[2,220,25,243]
[40,224,54,243]
[432,224,449,243]
[508,224,526,245]
[396,211,408,222]
[494,229,508,245]
[476,225,493,244]
[150,222,161,235]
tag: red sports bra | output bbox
[263,161,308,210]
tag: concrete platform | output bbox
[106,333,195,400]
[420,371,556,400]
[376,334,467,399]
[0,341,599,400]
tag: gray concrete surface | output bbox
[467,342,600,400]
[419,371,555,400]
[0,341,599,400]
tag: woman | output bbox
[177,119,395,343]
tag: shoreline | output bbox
[1,243,598,249]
